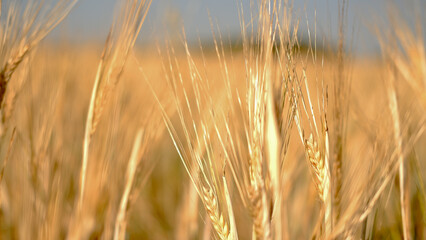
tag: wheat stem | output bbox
[113,129,144,240]
[387,73,410,240]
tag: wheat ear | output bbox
[77,0,152,213]
[305,134,331,236]
[202,185,230,240]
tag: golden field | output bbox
[0,0,425,239]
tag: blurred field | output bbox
[0,43,422,239]
[0,0,425,240]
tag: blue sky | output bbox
[49,0,424,55]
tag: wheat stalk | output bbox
[113,129,143,240]
[375,12,426,239]
[387,69,410,240]
[76,0,152,214]
[330,1,352,226]
[293,41,332,237]
[64,2,152,239]
[150,30,239,240]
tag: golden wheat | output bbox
[0,0,424,239]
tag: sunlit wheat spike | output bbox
[202,185,230,240]
[305,134,328,203]
[67,1,152,239]
[78,0,152,211]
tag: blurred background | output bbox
[49,0,425,56]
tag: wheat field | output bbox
[0,0,424,239]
